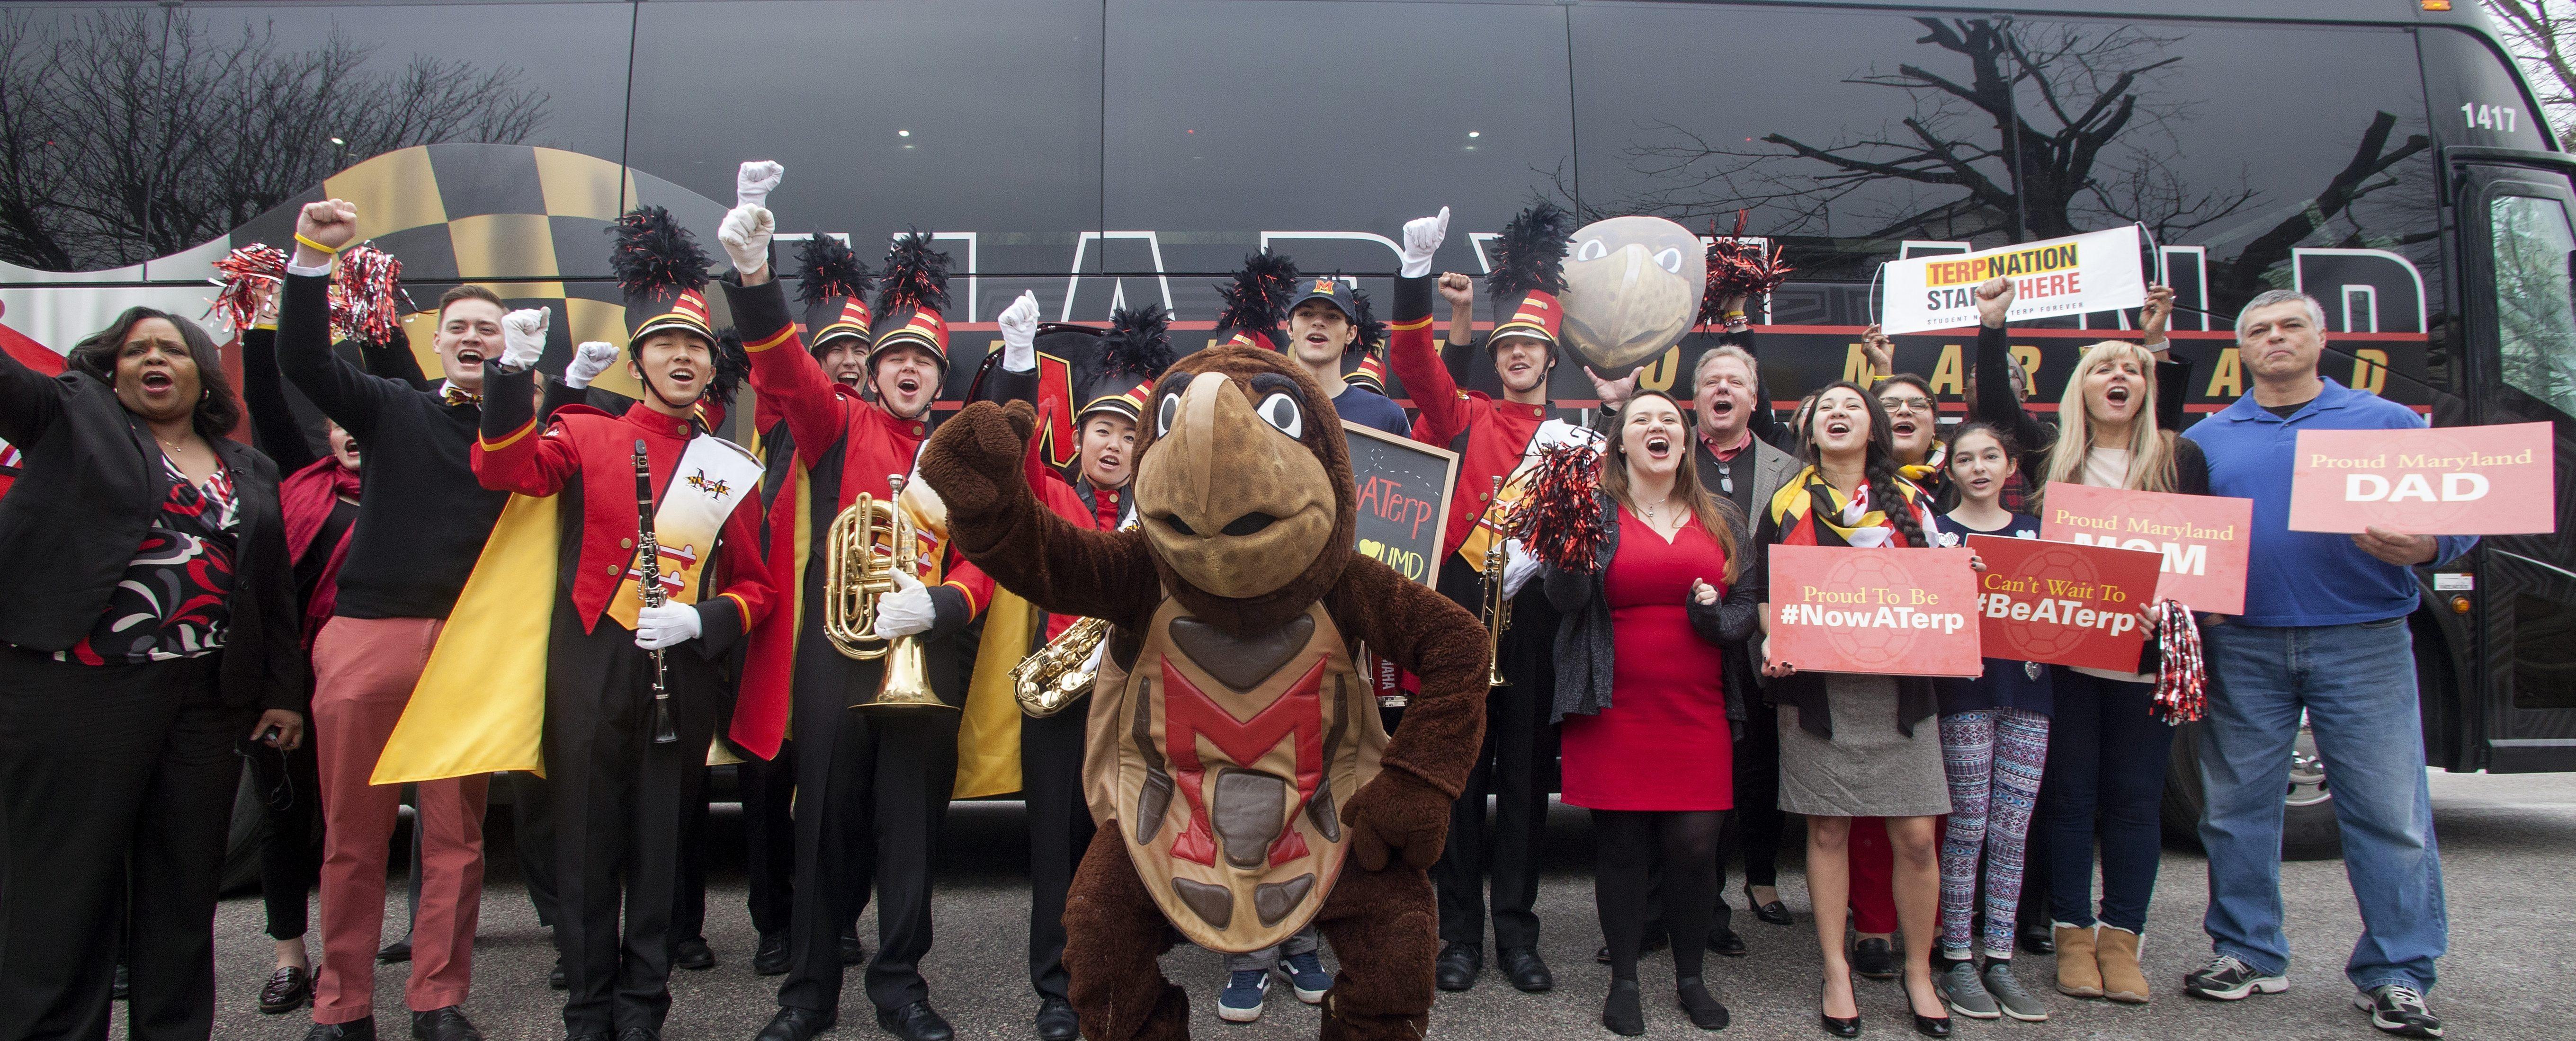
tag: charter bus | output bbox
[0,0,2569,863]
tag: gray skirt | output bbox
[1777,673,1952,818]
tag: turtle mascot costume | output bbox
[919,256,1491,1041]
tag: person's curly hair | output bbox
[66,306,241,444]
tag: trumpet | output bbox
[1011,615,1109,718]
[821,473,950,711]
[1479,475,1512,689]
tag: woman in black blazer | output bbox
[0,306,304,1041]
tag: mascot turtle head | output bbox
[1134,343,1356,636]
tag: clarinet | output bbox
[634,439,678,745]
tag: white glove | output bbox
[1500,537,1541,598]
[718,204,775,276]
[564,340,619,390]
[1080,638,1106,676]
[499,308,548,370]
[635,601,703,650]
[735,160,785,210]
[997,291,1042,372]
[1398,205,1450,279]
[870,569,937,639]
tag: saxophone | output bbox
[1011,615,1109,718]
[1479,474,1512,689]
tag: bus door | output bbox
[2454,152,2576,772]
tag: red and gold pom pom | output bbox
[1701,211,1794,324]
[1510,441,1609,574]
[328,243,411,346]
[208,244,288,333]
[2150,599,2207,725]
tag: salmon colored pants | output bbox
[310,616,490,1024]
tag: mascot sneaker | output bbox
[1281,951,1331,1004]
[1218,970,1271,1023]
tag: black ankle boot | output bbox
[1603,979,1645,1036]
[1677,976,1730,1030]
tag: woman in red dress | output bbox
[1541,390,1756,1035]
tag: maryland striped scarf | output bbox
[1764,465,1934,549]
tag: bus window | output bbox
[2489,193,2576,420]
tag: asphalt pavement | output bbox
[178,769,2576,1041]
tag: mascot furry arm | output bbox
[921,348,1489,870]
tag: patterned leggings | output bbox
[1937,707,2050,958]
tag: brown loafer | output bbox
[258,965,311,1014]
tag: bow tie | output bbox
[442,386,483,407]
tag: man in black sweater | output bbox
[283,199,511,1041]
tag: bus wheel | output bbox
[2161,716,2343,862]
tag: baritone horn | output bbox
[1011,615,1109,718]
[821,474,951,711]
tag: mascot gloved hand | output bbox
[1339,768,1453,872]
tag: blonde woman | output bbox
[2006,285,2210,1009]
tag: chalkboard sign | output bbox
[1342,421,1459,587]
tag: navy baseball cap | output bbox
[1285,274,1358,322]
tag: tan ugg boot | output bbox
[2054,924,2103,998]
[2096,926,2149,1003]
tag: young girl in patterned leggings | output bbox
[1924,424,2054,1023]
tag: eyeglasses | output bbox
[1878,396,1933,414]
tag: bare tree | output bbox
[1617,18,2255,249]
[2487,0,2576,140]
[0,9,546,272]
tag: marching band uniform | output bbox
[726,231,994,1041]
[1386,205,1577,992]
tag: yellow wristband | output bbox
[293,233,340,256]
[1723,310,1747,320]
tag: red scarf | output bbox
[279,455,363,647]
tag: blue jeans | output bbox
[2042,669,2170,933]
[2197,620,2447,993]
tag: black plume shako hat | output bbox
[1212,251,1299,352]
[1077,303,1175,426]
[1485,202,1574,355]
[794,233,876,359]
[870,230,952,371]
[610,205,716,354]
[1341,283,1389,391]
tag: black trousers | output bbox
[776,650,963,1015]
[511,770,560,931]
[671,763,711,944]
[0,650,242,1041]
[739,739,800,937]
[541,621,723,1038]
[1709,697,1785,932]
[1432,580,1559,952]
[247,716,323,942]
[1021,695,1094,1001]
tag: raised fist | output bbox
[294,200,359,267]
[1436,271,1475,309]
[735,160,784,210]
[1399,206,1450,279]
[996,291,1042,370]
[919,399,1038,522]
[1975,276,2015,328]
[565,340,619,389]
[718,204,775,277]
[499,308,549,370]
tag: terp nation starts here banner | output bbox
[2288,422,2556,535]
[1879,226,2148,335]
[1966,534,2164,672]
[1767,545,1981,677]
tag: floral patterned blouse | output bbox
[62,454,241,665]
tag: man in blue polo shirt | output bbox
[2178,289,2469,1039]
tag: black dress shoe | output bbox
[1677,976,1730,1031]
[1913,1012,1952,1038]
[303,1019,376,1041]
[2015,923,2055,956]
[1746,885,1794,926]
[753,931,792,976]
[1499,946,1552,993]
[259,965,313,1014]
[1819,982,1860,1039]
[1602,978,1645,1036]
[410,1006,483,1041]
[377,937,413,964]
[1710,926,1749,958]
[671,936,716,971]
[1434,942,1482,992]
[1034,996,1078,1041]
[875,1000,954,1041]
[840,932,867,966]
[549,957,568,990]
[1851,937,1899,979]
[752,1007,835,1041]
